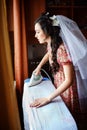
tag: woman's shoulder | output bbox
[58,43,66,53]
[59,43,65,48]
[57,43,72,64]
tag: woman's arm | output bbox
[34,52,49,75]
[47,63,74,101]
[30,63,74,107]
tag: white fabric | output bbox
[55,15,87,112]
[22,79,77,130]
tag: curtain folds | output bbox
[0,0,21,129]
[13,0,28,95]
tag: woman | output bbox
[30,13,87,121]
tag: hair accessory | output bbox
[50,15,59,26]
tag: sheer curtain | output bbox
[0,0,21,129]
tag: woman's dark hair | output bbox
[35,12,63,74]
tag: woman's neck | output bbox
[46,36,51,45]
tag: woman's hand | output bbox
[33,66,41,75]
[30,97,51,108]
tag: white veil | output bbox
[52,15,87,112]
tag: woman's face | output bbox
[35,23,48,44]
